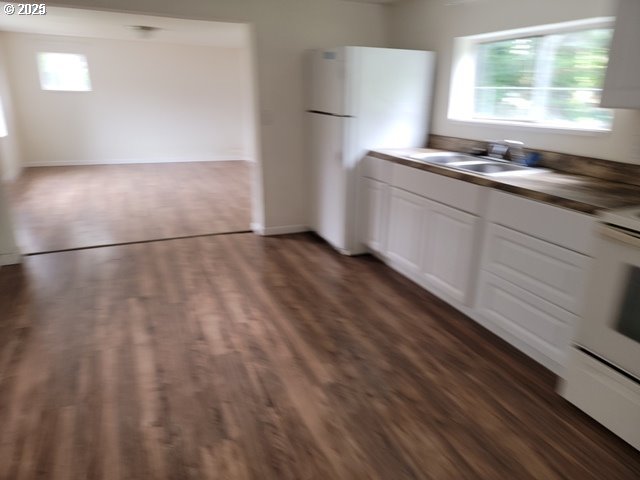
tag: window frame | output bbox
[447,17,615,134]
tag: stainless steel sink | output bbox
[408,152,547,176]
[454,162,536,175]
[409,152,475,165]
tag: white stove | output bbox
[561,204,640,451]
[599,205,640,233]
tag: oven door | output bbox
[579,224,640,379]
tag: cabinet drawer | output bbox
[482,224,590,315]
[392,164,487,215]
[360,155,393,183]
[487,191,596,256]
[477,272,578,373]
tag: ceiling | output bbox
[0,3,249,47]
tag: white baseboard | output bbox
[0,252,22,266]
[24,156,251,167]
[254,224,309,236]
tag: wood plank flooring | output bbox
[0,232,638,479]
[8,161,252,254]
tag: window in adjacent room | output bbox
[37,52,92,92]
[448,18,614,132]
[0,98,8,138]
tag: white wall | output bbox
[0,33,22,181]
[45,0,389,232]
[5,32,253,166]
[389,0,640,165]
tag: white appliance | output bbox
[561,206,640,451]
[307,46,435,254]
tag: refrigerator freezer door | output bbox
[308,48,349,116]
[309,112,349,251]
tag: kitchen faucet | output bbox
[487,140,526,164]
[504,140,526,165]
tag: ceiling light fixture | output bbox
[128,25,161,39]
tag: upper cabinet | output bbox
[601,0,640,108]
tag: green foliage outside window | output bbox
[473,28,613,129]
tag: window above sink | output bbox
[448,17,614,134]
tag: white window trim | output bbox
[447,17,615,134]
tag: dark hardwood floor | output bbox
[0,232,638,479]
[8,161,252,254]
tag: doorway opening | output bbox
[0,6,262,255]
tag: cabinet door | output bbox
[421,202,479,304]
[386,187,426,274]
[361,177,388,253]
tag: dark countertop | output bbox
[369,148,640,215]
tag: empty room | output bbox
[1,8,256,254]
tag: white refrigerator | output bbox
[307,46,435,255]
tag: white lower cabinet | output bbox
[360,177,389,254]
[359,160,595,376]
[386,187,427,274]
[385,185,481,305]
[475,191,594,376]
[421,202,480,304]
